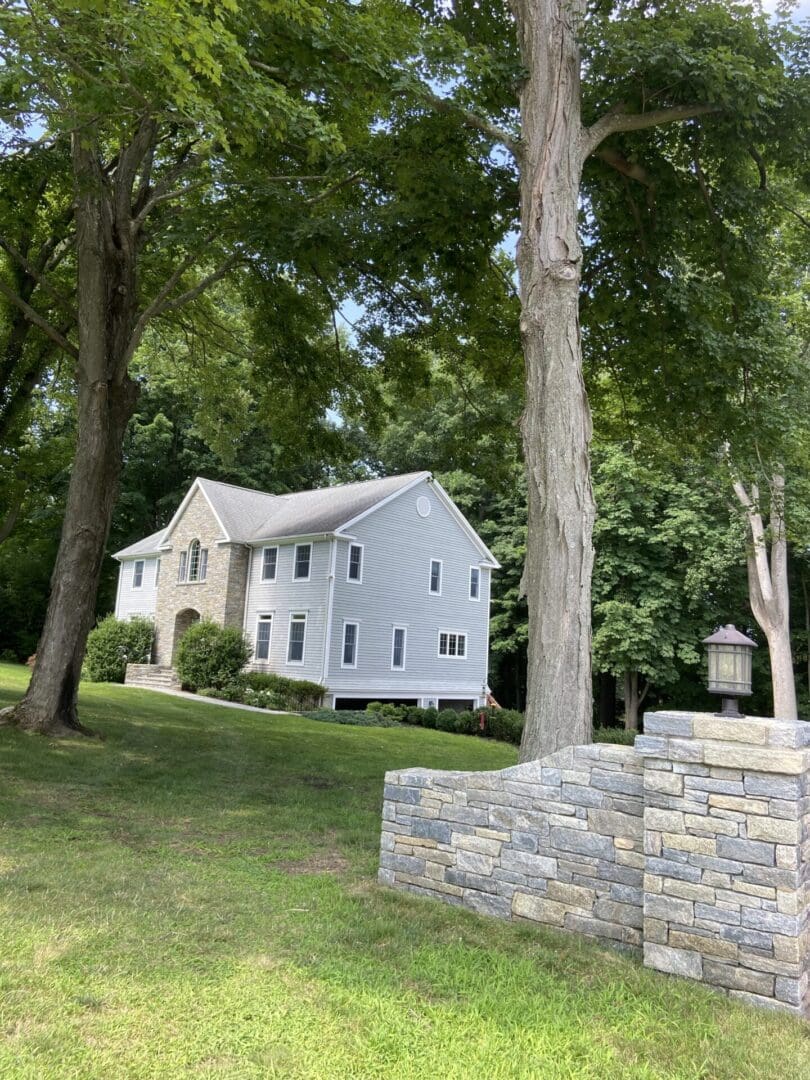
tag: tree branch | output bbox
[421,90,520,158]
[0,278,77,358]
[593,146,656,192]
[125,249,242,365]
[0,236,75,314]
[583,102,721,158]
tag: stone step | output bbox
[124,663,181,691]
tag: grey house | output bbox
[113,472,499,709]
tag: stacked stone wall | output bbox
[379,711,809,1017]
[380,743,645,949]
[638,712,809,1013]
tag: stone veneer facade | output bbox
[379,710,810,1017]
[153,488,250,665]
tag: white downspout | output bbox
[241,546,254,659]
[320,538,338,703]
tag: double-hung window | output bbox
[133,560,144,589]
[469,566,480,600]
[391,626,406,670]
[255,615,273,661]
[287,613,307,664]
[347,544,363,583]
[293,543,311,581]
[429,559,442,595]
[261,547,278,582]
[342,622,359,668]
[438,631,467,658]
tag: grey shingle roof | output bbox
[113,529,166,559]
[249,472,429,540]
[113,472,430,558]
[196,478,282,540]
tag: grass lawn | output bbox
[0,663,807,1079]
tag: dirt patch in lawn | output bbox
[273,850,350,875]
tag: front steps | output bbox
[124,664,182,692]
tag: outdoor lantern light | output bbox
[702,624,757,718]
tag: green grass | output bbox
[0,662,807,1079]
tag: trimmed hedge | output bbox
[326,702,637,749]
[175,621,250,691]
[196,671,326,711]
[84,615,154,683]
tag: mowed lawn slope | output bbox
[0,663,807,1080]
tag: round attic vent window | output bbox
[416,496,431,518]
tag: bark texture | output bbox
[733,474,797,720]
[5,129,151,734]
[512,0,596,761]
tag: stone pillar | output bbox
[638,711,810,1016]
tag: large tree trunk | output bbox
[3,133,142,735]
[513,0,595,762]
[732,473,797,720]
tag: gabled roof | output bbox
[251,472,429,541]
[196,478,281,540]
[112,529,166,559]
[113,470,498,566]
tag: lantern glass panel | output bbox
[707,644,752,696]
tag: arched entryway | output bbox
[171,608,200,663]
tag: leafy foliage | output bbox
[174,621,250,691]
[83,616,154,684]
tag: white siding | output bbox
[326,478,491,702]
[114,557,159,619]
[242,539,331,683]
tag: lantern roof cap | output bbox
[702,623,757,648]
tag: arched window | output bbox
[187,539,201,581]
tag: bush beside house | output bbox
[84,615,154,683]
[175,621,251,691]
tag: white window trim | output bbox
[346,542,364,584]
[132,560,145,590]
[286,612,307,666]
[188,539,201,582]
[437,629,468,660]
[261,546,278,582]
[254,614,274,662]
[292,543,312,582]
[469,565,481,601]
[429,558,443,596]
[341,620,359,669]
[391,625,407,671]
[178,551,187,582]
[154,558,161,587]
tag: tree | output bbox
[403,1,804,757]
[592,445,747,729]
[0,0,408,733]
[731,473,797,718]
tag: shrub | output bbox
[421,707,438,729]
[175,621,250,691]
[593,727,637,745]
[436,708,460,732]
[242,671,325,710]
[302,708,403,728]
[485,708,524,745]
[84,615,154,683]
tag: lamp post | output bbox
[702,624,757,718]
